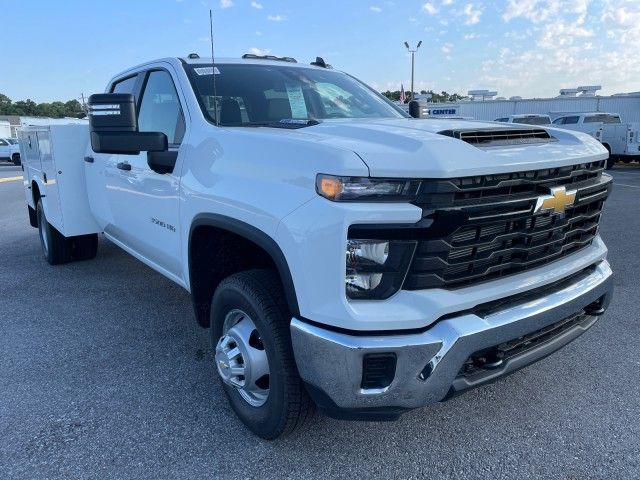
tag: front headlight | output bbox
[317,174,421,202]
[346,239,416,300]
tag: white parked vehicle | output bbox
[551,112,640,168]
[19,55,614,439]
[0,120,11,138]
[495,114,551,125]
[0,138,21,164]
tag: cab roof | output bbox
[179,56,330,70]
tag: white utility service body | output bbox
[19,124,100,237]
[21,55,614,439]
[552,112,640,166]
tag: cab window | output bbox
[585,114,621,124]
[138,70,185,145]
[111,75,138,94]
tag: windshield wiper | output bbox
[221,119,321,129]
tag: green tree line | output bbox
[381,90,468,103]
[0,93,86,118]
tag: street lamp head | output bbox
[417,40,422,49]
[404,41,410,50]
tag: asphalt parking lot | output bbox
[1,162,639,479]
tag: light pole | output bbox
[404,41,422,101]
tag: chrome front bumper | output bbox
[290,260,613,414]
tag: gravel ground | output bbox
[0,163,638,479]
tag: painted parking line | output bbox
[0,176,23,184]
[614,183,640,189]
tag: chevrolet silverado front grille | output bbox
[403,160,611,290]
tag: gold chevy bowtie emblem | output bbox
[534,186,577,214]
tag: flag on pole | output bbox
[400,84,406,104]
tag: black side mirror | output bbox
[408,100,422,119]
[88,93,167,155]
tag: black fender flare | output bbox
[188,213,300,324]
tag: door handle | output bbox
[116,162,132,171]
[84,156,94,163]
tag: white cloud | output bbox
[220,0,233,8]
[250,1,263,8]
[248,47,271,55]
[255,30,262,36]
[537,20,593,49]
[474,0,640,97]
[441,42,453,54]
[423,2,438,14]
[267,14,287,21]
[442,0,454,5]
[370,6,382,12]
[602,0,640,44]
[463,3,482,25]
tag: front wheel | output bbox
[210,270,314,439]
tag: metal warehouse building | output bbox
[422,89,640,123]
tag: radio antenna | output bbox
[209,9,219,125]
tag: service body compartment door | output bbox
[37,129,65,231]
[18,129,42,208]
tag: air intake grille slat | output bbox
[439,127,553,146]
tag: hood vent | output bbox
[438,128,554,147]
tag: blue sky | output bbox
[2,0,638,103]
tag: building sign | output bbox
[427,107,459,116]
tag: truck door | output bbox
[105,67,185,279]
[85,74,141,231]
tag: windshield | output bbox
[513,116,550,125]
[184,63,406,126]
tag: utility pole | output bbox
[404,41,422,101]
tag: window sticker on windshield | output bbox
[285,83,308,118]
[194,67,221,75]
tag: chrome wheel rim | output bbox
[215,309,270,407]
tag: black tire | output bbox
[72,233,98,261]
[210,269,314,439]
[603,145,614,170]
[12,153,21,166]
[36,198,71,265]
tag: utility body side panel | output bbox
[19,125,100,237]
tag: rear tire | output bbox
[36,198,71,265]
[12,153,20,166]
[72,234,98,261]
[210,269,314,439]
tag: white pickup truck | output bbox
[0,137,21,165]
[19,55,614,439]
[552,112,640,169]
